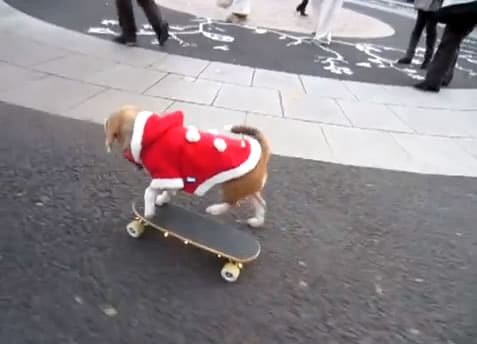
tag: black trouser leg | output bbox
[403,10,427,60]
[296,0,308,15]
[421,11,437,68]
[116,0,137,39]
[137,0,164,36]
[424,23,475,88]
[137,0,169,45]
[442,47,459,86]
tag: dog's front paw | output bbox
[144,204,156,219]
[155,191,171,207]
[247,216,264,228]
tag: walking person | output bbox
[414,0,477,92]
[113,0,169,47]
[397,0,443,69]
[310,0,345,45]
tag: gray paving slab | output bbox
[337,99,413,132]
[169,101,247,130]
[246,113,334,161]
[322,125,413,170]
[301,75,356,100]
[33,54,113,82]
[145,74,222,105]
[66,89,173,124]
[82,42,168,68]
[385,85,477,110]
[282,94,351,126]
[390,106,477,138]
[85,63,167,93]
[457,138,477,159]
[343,80,396,104]
[252,69,304,94]
[0,61,48,92]
[0,34,69,67]
[150,54,209,77]
[200,62,254,86]
[0,75,104,113]
[214,84,282,116]
[392,132,477,176]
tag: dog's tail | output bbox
[226,125,271,161]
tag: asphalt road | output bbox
[1,101,476,344]
[5,0,477,87]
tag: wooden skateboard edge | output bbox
[130,200,261,264]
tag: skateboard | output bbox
[126,199,261,283]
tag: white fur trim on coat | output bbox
[193,137,262,196]
[213,138,227,152]
[150,178,184,190]
[130,111,154,164]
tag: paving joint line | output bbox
[278,91,285,118]
[297,75,308,94]
[334,98,353,127]
[320,125,335,160]
[139,72,169,95]
[64,87,109,112]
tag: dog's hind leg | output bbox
[247,192,266,228]
[155,190,172,206]
[206,203,231,216]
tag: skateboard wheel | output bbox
[126,220,145,238]
[220,262,240,283]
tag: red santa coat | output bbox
[126,110,262,196]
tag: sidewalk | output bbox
[1,0,477,177]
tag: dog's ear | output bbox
[104,115,120,153]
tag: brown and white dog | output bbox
[104,105,271,228]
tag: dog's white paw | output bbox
[144,209,155,219]
[155,191,171,207]
[247,217,264,228]
[206,203,231,216]
[144,203,156,219]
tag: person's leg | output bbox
[114,0,138,45]
[441,47,459,86]
[415,23,475,92]
[137,0,169,45]
[397,10,426,64]
[313,0,344,44]
[226,0,251,23]
[442,23,475,86]
[296,0,309,16]
[421,11,438,69]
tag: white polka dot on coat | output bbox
[213,138,227,152]
[185,126,201,142]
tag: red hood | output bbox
[141,110,184,151]
[128,110,185,165]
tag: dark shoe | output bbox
[442,79,451,87]
[397,56,412,64]
[296,4,307,16]
[113,34,137,47]
[414,81,440,92]
[158,22,169,46]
